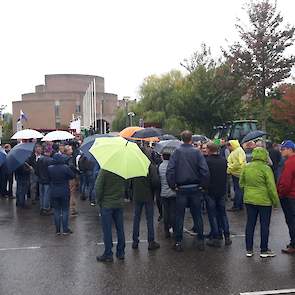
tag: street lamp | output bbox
[128,112,135,126]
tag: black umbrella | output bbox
[241,130,267,144]
[132,127,164,138]
[192,135,209,143]
[154,140,182,154]
[5,143,35,172]
[159,134,177,141]
[80,134,114,159]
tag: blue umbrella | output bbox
[0,147,7,167]
[80,134,114,159]
[5,143,35,172]
[241,130,267,144]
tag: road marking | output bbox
[97,240,148,246]
[0,246,41,251]
[240,288,295,295]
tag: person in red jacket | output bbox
[277,140,295,254]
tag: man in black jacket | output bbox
[205,142,232,247]
[167,130,210,252]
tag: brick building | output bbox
[12,74,118,132]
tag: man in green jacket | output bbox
[95,169,126,262]
[239,147,279,258]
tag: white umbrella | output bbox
[11,129,43,140]
[41,130,74,141]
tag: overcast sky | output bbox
[0,0,294,113]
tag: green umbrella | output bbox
[89,137,150,179]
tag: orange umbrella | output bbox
[119,126,143,138]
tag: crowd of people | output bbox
[0,130,295,263]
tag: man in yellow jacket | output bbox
[227,140,246,211]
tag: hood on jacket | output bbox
[52,153,66,165]
[252,147,268,163]
[229,140,240,150]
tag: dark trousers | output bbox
[175,188,203,242]
[162,197,176,233]
[51,197,70,233]
[206,194,230,238]
[16,176,30,207]
[133,201,155,243]
[101,207,125,257]
[155,189,163,217]
[232,176,243,209]
[245,204,272,252]
[280,198,295,247]
[0,171,13,196]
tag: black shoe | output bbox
[132,241,139,249]
[195,239,205,251]
[116,254,125,260]
[96,255,113,262]
[225,237,232,246]
[148,241,160,250]
[71,211,79,216]
[90,202,96,207]
[56,231,61,236]
[173,242,183,252]
[206,239,222,248]
[63,229,73,235]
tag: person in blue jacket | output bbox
[48,153,75,235]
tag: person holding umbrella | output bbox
[5,142,35,207]
[89,137,155,259]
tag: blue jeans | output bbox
[80,172,87,195]
[176,187,204,242]
[133,201,155,243]
[16,176,30,207]
[101,207,125,257]
[232,176,243,209]
[51,197,70,233]
[245,204,272,252]
[280,198,295,247]
[87,173,96,202]
[39,184,50,210]
[206,194,230,238]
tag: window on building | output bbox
[75,102,81,114]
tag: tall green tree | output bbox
[224,0,295,130]
[134,70,188,134]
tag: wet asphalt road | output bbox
[1,195,295,295]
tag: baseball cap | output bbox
[281,140,295,150]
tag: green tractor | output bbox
[213,120,258,143]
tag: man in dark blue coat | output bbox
[167,130,210,252]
